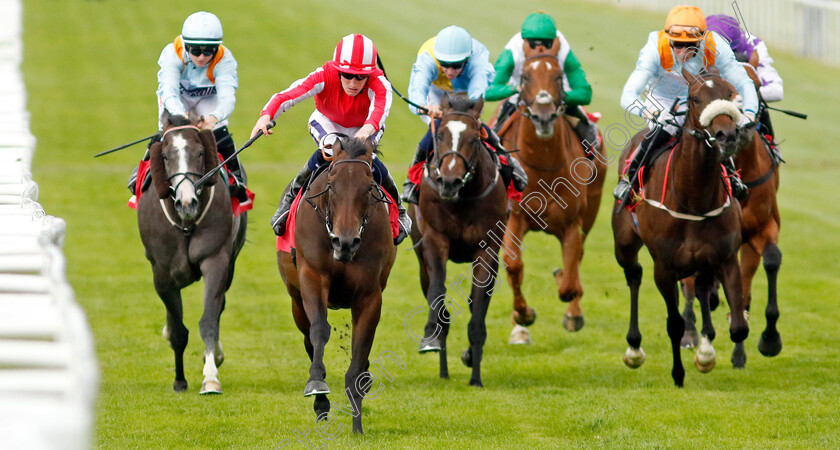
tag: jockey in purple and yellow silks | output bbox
[128,11,249,204]
[614,5,758,204]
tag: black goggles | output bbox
[670,40,699,49]
[339,72,369,81]
[438,59,467,70]
[187,45,218,57]
[526,38,554,49]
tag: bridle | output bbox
[518,54,566,123]
[157,125,216,235]
[161,125,208,197]
[306,157,390,239]
[425,111,498,201]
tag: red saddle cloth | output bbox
[127,157,254,217]
[407,146,522,202]
[276,187,400,253]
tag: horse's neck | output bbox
[671,137,727,210]
[517,112,574,165]
[464,147,497,195]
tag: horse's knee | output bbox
[762,243,781,274]
[624,263,643,286]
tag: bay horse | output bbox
[680,64,782,368]
[277,137,396,434]
[407,94,507,387]
[137,115,246,394]
[494,45,607,344]
[611,68,750,387]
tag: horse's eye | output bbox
[521,74,530,83]
[690,96,700,104]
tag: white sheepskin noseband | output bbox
[699,99,744,127]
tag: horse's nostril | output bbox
[331,237,341,249]
[350,237,361,252]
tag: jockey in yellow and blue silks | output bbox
[128,11,249,204]
[486,12,599,151]
[614,5,758,204]
[400,25,527,204]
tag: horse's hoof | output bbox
[469,379,484,388]
[461,348,472,368]
[623,347,645,368]
[200,380,222,395]
[731,342,747,369]
[418,338,442,353]
[512,307,537,326]
[758,331,782,357]
[681,329,700,349]
[693,336,716,373]
[509,324,532,344]
[563,313,584,332]
[173,380,187,392]
[304,379,330,397]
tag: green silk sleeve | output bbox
[485,48,517,102]
[563,50,592,106]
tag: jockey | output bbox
[400,25,528,205]
[614,5,758,205]
[486,12,600,152]
[707,14,783,144]
[251,34,411,246]
[128,11,248,203]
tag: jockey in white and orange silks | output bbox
[250,34,410,245]
[614,5,759,204]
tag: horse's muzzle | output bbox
[715,128,740,160]
[331,235,361,262]
[438,176,463,201]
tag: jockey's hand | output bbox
[424,104,443,119]
[199,115,218,130]
[354,124,377,142]
[738,112,756,128]
[251,114,274,139]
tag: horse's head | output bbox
[429,94,484,201]
[682,67,746,160]
[149,116,218,221]
[324,136,380,262]
[519,49,566,139]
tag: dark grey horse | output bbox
[137,116,247,394]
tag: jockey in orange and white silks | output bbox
[156,11,237,132]
[614,5,758,204]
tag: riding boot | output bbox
[483,125,528,191]
[614,125,672,203]
[213,127,249,203]
[127,131,161,194]
[574,115,601,153]
[379,170,412,245]
[492,99,517,134]
[723,157,749,201]
[401,143,431,205]
[270,162,314,236]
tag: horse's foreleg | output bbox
[679,278,699,349]
[462,251,499,388]
[693,271,717,373]
[345,292,383,434]
[502,214,534,342]
[198,254,230,395]
[653,264,686,387]
[613,212,645,369]
[300,265,331,396]
[758,241,782,357]
[557,224,585,332]
[718,257,749,347]
[154,270,188,392]
[418,240,449,361]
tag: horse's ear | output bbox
[441,93,450,112]
[148,141,171,199]
[198,129,218,186]
[681,67,699,88]
[471,97,484,117]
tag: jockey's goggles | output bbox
[670,40,698,49]
[665,25,704,41]
[339,71,369,81]
[187,45,218,57]
[526,38,554,49]
[438,59,468,70]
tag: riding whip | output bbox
[195,120,275,189]
[376,55,430,114]
[94,133,158,157]
[765,105,807,120]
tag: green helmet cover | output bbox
[521,13,557,40]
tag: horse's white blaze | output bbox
[705,80,715,88]
[529,60,541,71]
[171,133,197,202]
[545,61,553,71]
[698,99,743,126]
[445,119,468,154]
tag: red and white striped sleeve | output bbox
[260,66,327,119]
[364,71,393,131]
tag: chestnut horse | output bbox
[612,68,749,387]
[494,48,606,344]
[680,65,782,368]
[407,94,507,387]
[277,138,396,434]
[138,116,247,394]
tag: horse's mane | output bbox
[168,115,192,127]
[446,95,476,113]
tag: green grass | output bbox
[22,0,840,448]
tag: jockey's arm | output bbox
[620,33,661,116]
[464,42,495,101]
[156,43,188,117]
[485,49,516,102]
[562,50,592,106]
[753,41,784,102]
[714,35,759,120]
[207,55,238,125]
[407,53,437,116]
